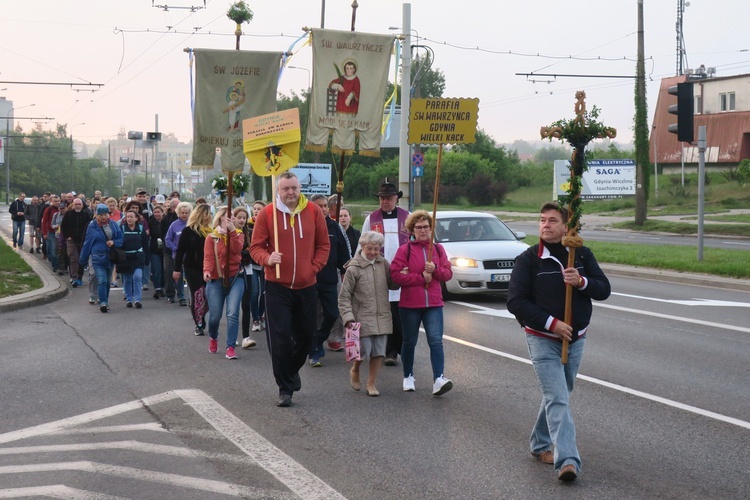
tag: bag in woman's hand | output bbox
[345,322,361,363]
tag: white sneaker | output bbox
[403,375,416,392]
[432,375,453,396]
[242,337,257,349]
[251,321,261,332]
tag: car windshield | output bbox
[435,217,518,243]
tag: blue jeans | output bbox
[249,267,265,321]
[122,268,143,303]
[93,262,113,306]
[399,306,446,381]
[46,231,59,271]
[206,274,245,349]
[149,253,164,290]
[526,334,586,473]
[12,220,25,247]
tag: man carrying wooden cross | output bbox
[507,202,611,482]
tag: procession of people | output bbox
[10,177,608,484]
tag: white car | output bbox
[434,211,529,296]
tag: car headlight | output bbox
[450,257,478,268]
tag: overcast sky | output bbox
[2,0,748,147]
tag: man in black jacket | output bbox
[60,198,92,286]
[9,193,26,249]
[308,194,348,366]
[507,202,610,483]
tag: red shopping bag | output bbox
[345,322,361,363]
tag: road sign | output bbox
[412,152,424,166]
[413,165,423,178]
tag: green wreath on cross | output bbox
[540,92,616,242]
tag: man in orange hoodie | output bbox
[250,172,330,407]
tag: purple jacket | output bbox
[390,239,452,309]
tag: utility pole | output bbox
[697,126,706,261]
[398,3,412,210]
[634,0,648,225]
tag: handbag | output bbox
[345,321,361,363]
[109,246,127,264]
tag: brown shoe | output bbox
[558,464,577,482]
[532,450,554,465]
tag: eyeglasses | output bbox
[414,225,431,230]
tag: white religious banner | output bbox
[306,28,394,157]
[191,49,282,172]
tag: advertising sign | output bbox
[290,163,332,196]
[554,159,636,200]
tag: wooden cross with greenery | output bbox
[540,91,616,363]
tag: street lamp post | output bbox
[287,66,311,91]
[4,103,35,204]
[69,122,85,191]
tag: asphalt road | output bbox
[1,271,748,499]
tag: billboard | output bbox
[290,163,332,196]
[554,159,636,200]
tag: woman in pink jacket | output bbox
[390,210,454,397]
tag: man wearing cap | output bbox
[61,197,92,287]
[360,182,410,366]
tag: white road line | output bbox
[0,485,127,499]
[176,389,346,500]
[0,440,255,466]
[443,334,750,431]
[0,462,293,499]
[0,391,176,445]
[49,424,167,435]
[595,303,750,333]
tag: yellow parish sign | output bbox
[242,108,301,177]
[407,97,479,145]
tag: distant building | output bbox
[651,70,750,173]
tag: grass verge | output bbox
[612,220,750,237]
[585,241,750,279]
[0,240,44,298]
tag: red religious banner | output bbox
[305,28,394,157]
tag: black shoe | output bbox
[135,302,142,309]
[126,301,133,308]
[157,289,166,297]
[276,394,292,407]
[292,373,302,392]
[167,297,175,304]
[153,292,160,299]
[36,248,41,254]
[384,356,398,366]
[179,298,187,306]
[194,326,205,336]
[100,304,108,313]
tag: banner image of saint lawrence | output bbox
[306,29,394,157]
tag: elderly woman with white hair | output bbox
[338,231,399,396]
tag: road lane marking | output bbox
[0,485,127,499]
[176,389,346,500]
[595,303,750,333]
[0,462,293,499]
[443,334,750,431]
[49,423,167,435]
[611,292,750,307]
[0,389,346,500]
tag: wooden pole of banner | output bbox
[426,144,443,264]
[333,153,346,222]
[271,173,281,279]
[350,0,358,31]
[224,171,234,287]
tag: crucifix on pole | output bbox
[540,91,616,364]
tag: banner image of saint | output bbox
[306,28,394,157]
[191,49,282,172]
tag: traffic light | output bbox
[667,82,694,143]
